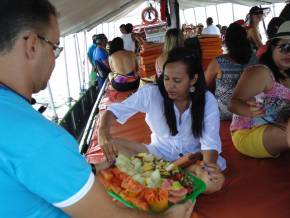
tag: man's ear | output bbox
[23,32,39,60]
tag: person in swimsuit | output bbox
[246,6,268,51]
[108,37,140,91]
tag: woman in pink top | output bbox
[229,21,290,158]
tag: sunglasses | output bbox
[251,11,264,15]
[277,43,290,54]
[37,35,63,58]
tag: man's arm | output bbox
[102,59,111,71]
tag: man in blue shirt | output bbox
[93,34,111,89]
[87,34,97,85]
[0,0,194,217]
[88,34,97,65]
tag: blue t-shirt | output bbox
[87,44,97,64]
[0,86,94,218]
[93,47,110,75]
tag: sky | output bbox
[32,2,287,121]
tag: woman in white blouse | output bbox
[99,48,225,193]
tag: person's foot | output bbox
[187,162,225,194]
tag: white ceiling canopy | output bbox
[49,0,286,36]
[178,0,285,9]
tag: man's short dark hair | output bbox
[206,17,213,26]
[92,34,97,44]
[95,34,108,45]
[119,24,126,29]
[0,0,57,54]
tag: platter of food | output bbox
[98,153,206,213]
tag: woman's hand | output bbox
[246,98,265,118]
[98,133,118,162]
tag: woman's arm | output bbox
[202,150,218,165]
[248,28,263,49]
[133,53,139,75]
[98,110,118,162]
[204,58,220,91]
[228,65,273,117]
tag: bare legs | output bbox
[263,124,289,156]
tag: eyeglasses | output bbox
[277,43,290,54]
[23,34,63,58]
[37,35,63,58]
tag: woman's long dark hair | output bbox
[260,38,290,82]
[157,48,206,137]
[225,23,252,64]
[108,37,124,55]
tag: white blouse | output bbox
[108,84,226,170]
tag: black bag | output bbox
[95,61,110,79]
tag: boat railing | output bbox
[59,83,99,142]
[79,78,109,154]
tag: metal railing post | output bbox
[62,37,73,106]
[73,34,84,94]
[193,8,197,25]
[47,82,58,122]
[215,4,220,25]
[83,31,90,88]
[232,3,235,22]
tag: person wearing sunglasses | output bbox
[246,6,269,51]
[256,17,285,59]
[229,21,290,159]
